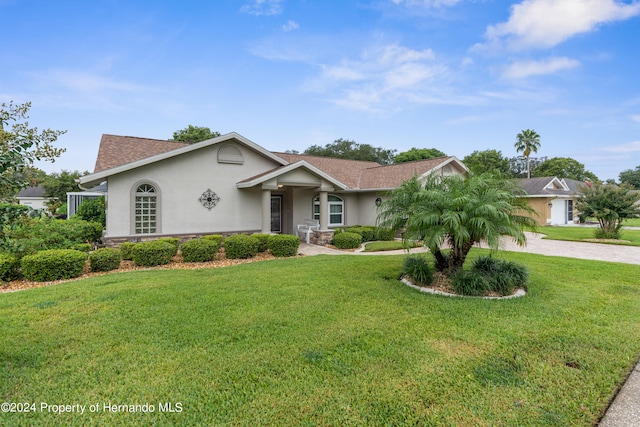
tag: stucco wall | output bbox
[106,142,279,238]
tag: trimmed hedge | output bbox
[224,234,259,259]
[119,242,136,260]
[21,249,88,282]
[72,243,93,253]
[333,232,362,249]
[180,238,219,263]
[0,253,21,281]
[252,234,271,252]
[131,241,175,267]
[202,234,224,248]
[375,227,396,241]
[268,234,300,257]
[89,248,121,272]
[156,238,180,256]
[345,226,376,242]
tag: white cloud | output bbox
[602,141,640,153]
[241,0,283,16]
[502,56,581,79]
[484,0,640,50]
[282,20,299,32]
[631,114,640,122]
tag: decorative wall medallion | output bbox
[199,189,220,210]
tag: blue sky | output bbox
[3,0,640,181]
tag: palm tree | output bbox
[514,129,541,178]
[377,173,537,274]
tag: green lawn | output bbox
[1,251,639,426]
[363,240,422,252]
[623,218,640,227]
[536,226,640,246]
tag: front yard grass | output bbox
[363,240,422,252]
[1,251,639,426]
[537,226,640,246]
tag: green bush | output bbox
[180,239,220,262]
[268,234,300,257]
[403,255,435,286]
[131,241,175,267]
[202,234,224,248]
[252,233,271,252]
[75,196,106,226]
[21,249,88,282]
[375,227,396,241]
[471,256,529,295]
[0,253,21,281]
[333,232,362,249]
[450,270,489,296]
[224,234,259,259]
[89,248,121,272]
[72,243,92,252]
[119,242,136,260]
[345,226,376,242]
[156,238,180,256]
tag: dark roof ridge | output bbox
[363,156,451,170]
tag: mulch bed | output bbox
[1,250,300,293]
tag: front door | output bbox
[271,196,282,233]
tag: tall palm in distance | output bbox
[514,129,541,179]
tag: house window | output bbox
[135,183,157,234]
[313,195,344,226]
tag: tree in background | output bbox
[0,101,66,201]
[43,170,88,214]
[462,149,512,177]
[508,156,547,178]
[514,129,541,179]
[303,138,396,165]
[0,166,47,201]
[619,165,640,189]
[532,157,599,182]
[394,147,446,164]
[172,125,220,144]
[576,182,640,240]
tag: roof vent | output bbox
[217,145,244,164]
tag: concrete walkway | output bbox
[298,233,640,426]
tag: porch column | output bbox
[261,189,271,234]
[318,190,329,230]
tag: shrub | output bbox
[224,234,260,259]
[268,234,300,257]
[75,196,106,226]
[0,253,21,281]
[119,242,136,260]
[450,270,489,296]
[403,255,435,286]
[333,232,362,249]
[252,233,271,252]
[471,256,528,295]
[21,249,88,282]
[202,234,224,248]
[345,226,376,242]
[375,227,396,241]
[89,248,121,272]
[180,238,219,262]
[131,241,175,267]
[156,238,180,256]
[72,243,93,252]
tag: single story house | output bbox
[517,177,586,225]
[78,132,468,246]
[16,186,47,210]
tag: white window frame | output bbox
[313,194,344,226]
[132,182,160,234]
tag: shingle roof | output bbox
[93,134,188,172]
[16,186,46,198]
[92,134,464,190]
[517,177,586,196]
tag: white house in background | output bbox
[78,132,469,246]
[517,177,586,225]
[16,186,47,210]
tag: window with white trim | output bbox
[313,194,344,226]
[135,183,157,234]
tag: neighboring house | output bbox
[517,177,586,225]
[66,182,106,217]
[79,132,469,246]
[16,186,47,210]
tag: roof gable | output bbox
[518,177,586,196]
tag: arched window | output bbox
[313,194,344,226]
[134,183,157,234]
